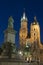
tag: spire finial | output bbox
[34,16,37,21]
[24,8,25,11]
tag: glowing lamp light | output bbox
[19,51,22,54]
[18,51,23,56]
[26,45,29,48]
[27,57,29,61]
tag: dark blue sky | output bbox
[0,0,43,46]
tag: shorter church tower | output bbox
[19,12,28,47]
[30,16,40,45]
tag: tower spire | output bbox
[21,9,28,22]
[23,8,26,19]
[23,11,26,19]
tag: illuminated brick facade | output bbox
[19,12,43,49]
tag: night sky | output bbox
[0,0,43,47]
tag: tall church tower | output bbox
[30,16,40,45]
[19,12,28,47]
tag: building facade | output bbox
[0,12,43,65]
[19,12,43,62]
[19,12,43,48]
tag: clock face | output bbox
[7,33,15,43]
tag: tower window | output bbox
[34,33,35,36]
[34,28,35,31]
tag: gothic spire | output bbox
[23,12,26,19]
[21,10,28,22]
